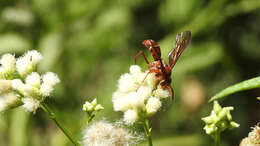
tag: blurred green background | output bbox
[0,0,260,146]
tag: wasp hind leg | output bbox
[135,50,150,64]
[166,85,174,103]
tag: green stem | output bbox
[40,103,81,146]
[213,132,220,146]
[86,112,95,125]
[143,118,153,146]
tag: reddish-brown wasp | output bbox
[135,31,191,101]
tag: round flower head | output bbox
[83,120,141,146]
[16,50,43,77]
[42,72,60,86]
[0,54,16,77]
[145,97,162,116]
[22,97,40,113]
[123,109,138,124]
[25,72,41,88]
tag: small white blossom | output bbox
[12,79,38,97]
[16,50,43,77]
[0,54,16,74]
[129,65,142,75]
[136,86,152,101]
[83,120,141,146]
[118,73,138,93]
[128,92,144,108]
[40,83,53,97]
[22,97,40,113]
[94,104,104,111]
[25,72,41,88]
[42,72,60,86]
[123,109,138,124]
[146,97,162,116]
[24,50,43,66]
[153,87,170,99]
[112,95,131,112]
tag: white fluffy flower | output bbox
[136,86,152,101]
[153,87,170,99]
[0,53,16,73]
[40,83,54,97]
[16,50,42,77]
[24,50,43,66]
[118,73,138,93]
[25,72,41,88]
[128,92,145,108]
[146,97,162,116]
[22,97,40,113]
[112,95,131,112]
[83,120,140,146]
[123,109,138,124]
[42,72,60,86]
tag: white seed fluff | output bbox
[25,72,41,88]
[83,120,139,146]
[22,97,40,113]
[146,97,162,116]
[123,109,138,124]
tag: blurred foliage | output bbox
[0,0,260,146]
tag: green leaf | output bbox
[209,76,260,102]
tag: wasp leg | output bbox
[166,85,174,102]
[135,50,150,64]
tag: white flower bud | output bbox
[123,109,138,124]
[146,97,162,116]
[82,101,94,111]
[0,93,21,112]
[22,97,40,113]
[91,98,97,106]
[25,72,41,88]
[130,65,141,75]
[94,104,104,111]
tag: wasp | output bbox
[135,31,191,101]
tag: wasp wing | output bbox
[168,31,191,69]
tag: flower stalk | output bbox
[40,102,81,146]
[143,118,153,146]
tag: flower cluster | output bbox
[202,101,239,137]
[239,124,260,146]
[112,65,169,124]
[0,50,60,113]
[82,98,104,112]
[83,120,142,146]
